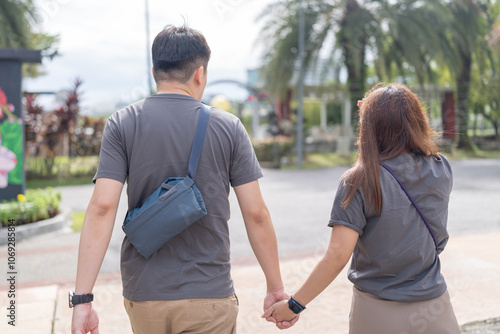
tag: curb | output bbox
[0,209,71,245]
[460,317,500,333]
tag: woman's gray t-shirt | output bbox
[94,94,263,301]
[329,153,452,302]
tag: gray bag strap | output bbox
[187,104,210,180]
[380,162,439,253]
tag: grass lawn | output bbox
[282,152,357,169]
[281,148,500,169]
[71,211,85,232]
[446,148,500,160]
[27,176,93,189]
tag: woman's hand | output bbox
[262,299,299,328]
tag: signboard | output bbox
[0,49,41,201]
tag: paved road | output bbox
[1,158,499,288]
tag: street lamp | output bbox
[145,0,153,95]
[296,0,305,168]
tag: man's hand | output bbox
[71,303,99,334]
[263,289,299,330]
[263,288,289,319]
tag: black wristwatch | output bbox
[288,295,306,314]
[69,291,94,308]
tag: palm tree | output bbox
[470,11,500,138]
[0,0,36,48]
[258,0,369,123]
[370,0,454,85]
[0,0,58,77]
[440,0,493,149]
[259,0,498,150]
[257,0,452,125]
[377,0,495,149]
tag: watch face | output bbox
[288,298,305,314]
[69,291,74,308]
[290,303,301,314]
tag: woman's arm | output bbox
[262,225,359,322]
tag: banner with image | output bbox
[0,87,23,189]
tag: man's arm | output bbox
[234,180,283,292]
[71,178,123,334]
[234,180,297,329]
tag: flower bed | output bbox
[0,188,61,226]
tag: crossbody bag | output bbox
[122,104,210,259]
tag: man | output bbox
[71,25,294,334]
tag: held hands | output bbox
[263,299,298,323]
[262,289,299,329]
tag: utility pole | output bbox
[145,0,153,95]
[252,95,260,139]
[296,0,305,168]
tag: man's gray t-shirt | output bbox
[329,153,452,302]
[94,94,263,301]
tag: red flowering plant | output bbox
[0,87,19,124]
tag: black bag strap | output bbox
[187,104,210,180]
[379,162,439,252]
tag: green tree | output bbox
[440,0,494,149]
[258,0,451,124]
[469,8,500,138]
[0,0,35,48]
[0,0,58,77]
[259,0,499,148]
[370,1,454,85]
[470,59,500,137]
[258,0,368,122]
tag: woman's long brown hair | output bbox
[342,83,440,215]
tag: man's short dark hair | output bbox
[152,25,211,83]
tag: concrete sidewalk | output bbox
[1,230,499,334]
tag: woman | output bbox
[263,83,460,333]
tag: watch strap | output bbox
[72,293,93,306]
[288,296,306,314]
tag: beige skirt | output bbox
[349,286,460,334]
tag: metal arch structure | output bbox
[205,79,265,96]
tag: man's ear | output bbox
[193,65,205,86]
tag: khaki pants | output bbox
[349,286,460,334]
[124,295,238,334]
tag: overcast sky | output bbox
[24,0,273,115]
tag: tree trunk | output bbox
[472,105,477,138]
[346,60,366,128]
[456,50,474,150]
[339,0,366,129]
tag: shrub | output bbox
[253,136,294,167]
[25,156,98,179]
[0,188,61,226]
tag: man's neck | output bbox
[156,81,198,99]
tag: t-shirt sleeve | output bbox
[93,115,128,184]
[229,120,263,187]
[328,180,366,235]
